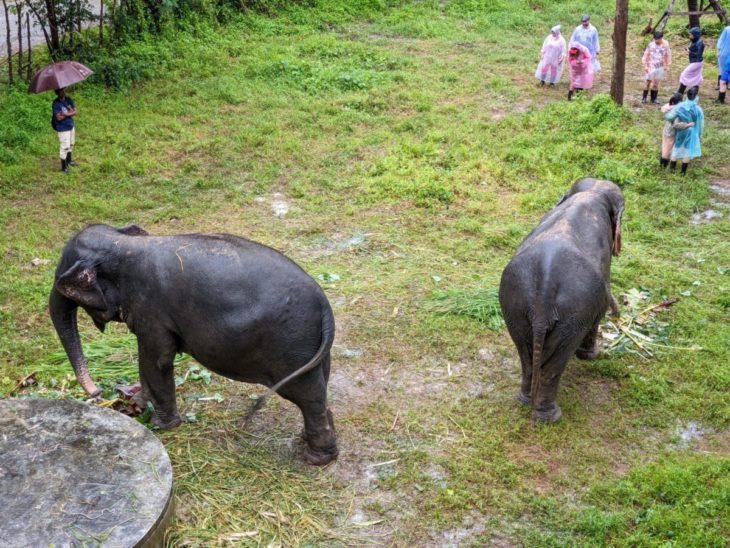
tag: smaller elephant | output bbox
[49,224,338,464]
[498,178,624,422]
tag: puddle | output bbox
[691,209,723,224]
[270,193,289,217]
[672,420,712,448]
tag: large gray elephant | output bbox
[49,224,338,464]
[498,178,624,422]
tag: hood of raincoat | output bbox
[690,27,701,41]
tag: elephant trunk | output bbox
[49,289,102,397]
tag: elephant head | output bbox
[557,177,624,256]
[49,224,148,397]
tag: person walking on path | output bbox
[717,24,730,90]
[567,42,594,100]
[677,27,704,95]
[535,25,567,86]
[665,86,704,175]
[642,31,671,104]
[659,92,694,168]
[570,14,600,72]
[52,87,77,174]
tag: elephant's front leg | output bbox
[137,333,181,430]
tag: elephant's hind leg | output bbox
[277,354,338,465]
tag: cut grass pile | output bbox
[1,0,729,545]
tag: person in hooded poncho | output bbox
[659,92,695,168]
[665,87,704,174]
[718,50,730,103]
[570,14,600,72]
[567,42,594,100]
[642,31,671,104]
[677,27,704,95]
[535,25,567,86]
[717,24,730,90]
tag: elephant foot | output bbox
[152,412,182,430]
[576,346,601,360]
[532,404,562,423]
[303,444,339,466]
[516,392,531,406]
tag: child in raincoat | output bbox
[567,42,594,100]
[716,24,730,90]
[665,87,704,174]
[535,25,567,86]
[718,48,730,103]
[642,31,671,104]
[659,92,694,168]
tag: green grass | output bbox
[1,0,729,545]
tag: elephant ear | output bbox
[55,260,108,311]
[117,224,148,236]
[611,206,623,257]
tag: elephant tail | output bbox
[244,298,336,424]
[530,323,546,420]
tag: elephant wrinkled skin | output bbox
[49,224,338,465]
[499,178,624,422]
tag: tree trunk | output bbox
[27,1,53,58]
[45,0,60,53]
[99,0,103,45]
[2,0,12,85]
[687,0,701,27]
[26,11,30,79]
[611,0,629,105]
[15,1,22,78]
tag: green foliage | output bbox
[424,286,504,330]
[0,88,50,168]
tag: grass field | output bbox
[1,0,730,545]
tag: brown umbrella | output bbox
[28,61,94,93]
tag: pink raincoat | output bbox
[568,42,594,90]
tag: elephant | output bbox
[498,178,624,422]
[49,224,338,465]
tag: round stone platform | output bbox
[0,398,174,547]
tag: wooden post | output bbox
[611,0,629,105]
[2,0,12,85]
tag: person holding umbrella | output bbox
[52,88,77,173]
[28,60,93,173]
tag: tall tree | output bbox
[687,0,701,27]
[611,0,629,105]
[2,0,12,84]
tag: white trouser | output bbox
[58,128,75,160]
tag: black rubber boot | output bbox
[717,75,721,91]
[540,80,545,86]
[642,89,649,103]
[660,157,669,168]
[681,162,688,175]
[61,158,68,174]
[650,90,659,103]
[568,89,574,101]
[718,91,726,104]
[66,152,78,167]
[678,83,687,95]
[670,160,677,171]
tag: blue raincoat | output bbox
[719,25,730,76]
[666,98,704,160]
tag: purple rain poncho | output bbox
[535,26,567,84]
[665,97,704,160]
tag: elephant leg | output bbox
[532,338,577,423]
[277,356,338,465]
[576,317,602,360]
[137,333,181,430]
